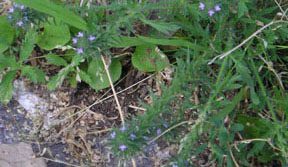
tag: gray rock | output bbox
[0,142,46,167]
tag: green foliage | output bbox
[1,0,288,166]
[0,16,15,53]
[12,0,87,30]
[0,71,17,104]
[37,19,71,50]
[86,58,122,90]
[44,53,67,66]
[132,44,170,72]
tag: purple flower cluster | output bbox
[109,126,137,152]
[199,2,221,17]
[7,3,29,27]
[72,32,96,55]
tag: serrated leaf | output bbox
[19,30,37,63]
[139,18,180,35]
[0,16,15,53]
[47,65,72,90]
[238,0,248,18]
[87,58,121,90]
[132,45,170,72]
[37,19,71,50]
[0,53,17,71]
[0,71,16,104]
[13,0,87,30]
[45,53,67,66]
[214,88,244,120]
[21,66,46,83]
[230,123,244,132]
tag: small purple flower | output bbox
[199,2,205,10]
[20,5,25,10]
[77,48,84,54]
[152,126,156,130]
[88,35,96,41]
[119,145,127,152]
[77,32,84,38]
[157,129,162,135]
[7,15,12,20]
[120,126,126,132]
[208,9,215,16]
[110,132,116,139]
[23,12,27,15]
[8,7,14,13]
[72,38,78,44]
[24,16,28,21]
[130,133,136,140]
[163,123,168,128]
[16,21,23,26]
[172,164,178,167]
[215,5,221,12]
[13,3,18,8]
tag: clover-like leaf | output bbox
[87,57,122,90]
[132,44,170,72]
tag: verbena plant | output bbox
[0,0,287,166]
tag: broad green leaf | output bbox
[21,66,46,83]
[132,45,170,72]
[0,16,15,53]
[13,0,87,30]
[87,58,122,90]
[110,35,204,51]
[0,71,16,104]
[37,20,71,50]
[138,36,204,51]
[19,30,38,63]
[45,53,67,66]
[139,18,180,35]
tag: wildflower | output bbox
[16,21,23,26]
[130,133,136,140]
[8,8,14,13]
[157,129,162,135]
[24,16,28,21]
[120,126,126,132]
[172,164,178,167]
[163,123,168,128]
[72,38,78,44]
[88,35,96,41]
[208,9,215,16]
[7,15,12,20]
[119,145,127,152]
[199,2,205,10]
[215,5,221,12]
[20,5,25,10]
[77,48,84,54]
[110,132,116,139]
[77,32,84,38]
[13,3,18,8]
[23,12,27,15]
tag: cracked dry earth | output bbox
[0,71,177,167]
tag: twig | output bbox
[43,157,82,167]
[148,121,189,145]
[128,105,147,111]
[257,54,284,90]
[208,20,288,65]
[101,55,125,125]
[229,146,240,167]
[131,157,137,167]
